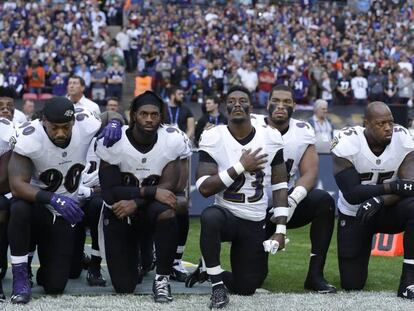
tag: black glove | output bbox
[389,179,414,197]
[356,196,384,225]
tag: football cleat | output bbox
[170,260,189,282]
[304,276,337,294]
[153,276,173,303]
[398,284,414,299]
[185,259,209,288]
[11,263,31,304]
[0,280,5,303]
[86,268,106,287]
[209,284,229,309]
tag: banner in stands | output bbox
[189,152,339,216]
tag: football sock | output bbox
[155,217,177,276]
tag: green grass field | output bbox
[183,218,403,293]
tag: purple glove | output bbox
[50,194,84,224]
[98,119,122,147]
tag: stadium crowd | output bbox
[0,1,413,110]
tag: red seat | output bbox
[23,93,38,100]
[38,93,53,100]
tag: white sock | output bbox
[11,255,28,265]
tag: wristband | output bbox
[219,170,234,187]
[233,162,245,175]
[272,182,288,191]
[289,186,307,205]
[273,207,289,218]
[143,186,157,199]
[275,224,287,235]
[35,190,54,204]
[196,175,211,191]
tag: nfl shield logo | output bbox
[142,158,147,163]
[62,152,67,157]
[376,159,381,165]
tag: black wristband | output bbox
[143,186,157,199]
[35,190,53,204]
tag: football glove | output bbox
[50,194,84,224]
[389,179,414,197]
[98,119,122,147]
[77,185,93,201]
[80,162,99,188]
[356,196,384,225]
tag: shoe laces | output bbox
[155,277,170,297]
[211,285,227,303]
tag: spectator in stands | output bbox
[397,69,413,105]
[165,87,195,140]
[75,62,92,92]
[308,99,334,153]
[116,27,130,71]
[384,72,398,105]
[105,97,128,124]
[66,75,100,115]
[22,99,35,121]
[237,62,258,105]
[91,62,107,105]
[50,64,68,97]
[106,57,124,100]
[368,68,386,102]
[4,64,24,96]
[26,59,45,95]
[194,95,227,145]
[292,70,310,105]
[335,69,352,105]
[351,68,368,106]
[320,71,333,106]
[257,64,275,107]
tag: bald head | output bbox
[365,101,392,122]
[364,101,394,147]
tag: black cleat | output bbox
[86,268,106,287]
[11,263,31,304]
[153,276,173,303]
[0,280,5,303]
[170,261,189,282]
[304,276,337,294]
[209,284,229,309]
[185,260,209,288]
[398,284,414,299]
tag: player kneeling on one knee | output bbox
[332,101,414,299]
[191,86,288,309]
[96,91,189,303]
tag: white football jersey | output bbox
[332,125,414,216]
[13,108,101,210]
[0,117,15,157]
[95,125,187,194]
[199,124,283,221]
[251,114,316,192]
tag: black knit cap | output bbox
[43,97,75,123]
[130,90,164,113]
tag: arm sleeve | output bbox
[99,164,141,205]
[334,167,387,205]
